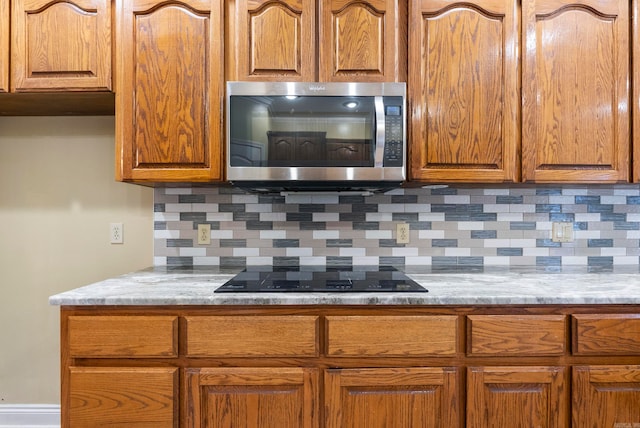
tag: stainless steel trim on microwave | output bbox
[374,96,386,168]
[226,81,407,192]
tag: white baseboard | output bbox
[0,405,60,428]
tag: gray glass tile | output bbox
[471,230,497,239]
[432,239,458,247]
[180,212,207,222]
[340,212,366,222]
[588,239,613,247]
[167,239,194,247]
[497,248,523,256]
[497,195,523,204]
[380,256,405,266]
[353,222,380,230]
[536,256,561,266]
[392,195,418,203]
[300,222,326,230]
[393,213,419,222]
[536,204,561,213]
[510,222,536,230]
[154,203,165,212]
[588,256,613,266]
[246,221,273,230]
[327,239,353,248]
[220,239,247,248]
[167,256,194,266]
[179,194,205,203]
[273,239,300,248]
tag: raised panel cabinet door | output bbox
[325,367,461,427]
[408,0,519,182]
[185,367,319,428]
[11,0,111,91]
[115,0,223,182]
[67,367,178,428]
[521,0,629,183]
[573,365,640,427]
[0,1,8,93]
[467,366,567,428]
[227,0,316,81]
[319,0,407,82]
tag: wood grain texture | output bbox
[319,0,406,82]
[521,0,630,183]
[573,365,640,427]
[69,367,178,428]
[0,1,8,92]
[325,367,461,428]
[227,0,316,81]
[467,366,567,427]
[185,315,319,357]
[115,0,223,182]
[11,0,111,91]
[68,315,178,357]
[572,314,640,355]
[186,367,319,428]
[408,0,519,182]
[468,315,566,356]
[326,315,458,356]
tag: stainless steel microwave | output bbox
[226,81,406,193]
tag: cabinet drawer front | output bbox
[468,315,566,356]
[69,367,178,428]
[326,315,458,356]
[185,316,319,357]
[68,315,178,358]
[573,314,640,355]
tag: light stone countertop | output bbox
[49,266,640,306]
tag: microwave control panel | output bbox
[383,98,404,167]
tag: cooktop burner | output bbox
[214,265,428,293]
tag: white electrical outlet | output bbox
[552,222,574,243]
[197,223,211,245]
[110,223,124,244]
[396,222,410,244]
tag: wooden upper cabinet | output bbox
[0,1,8,93]
[11,0,111,91]
[227,0,316,81]
[521,0,630,183]
[115,0,223,182]
[408,0,519,182]
[318,0,407,82]
[227,0,406,82]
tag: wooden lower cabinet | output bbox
[68,367,178,427]
[325,367,460,427]
[467,366,566,427]
[573,365,640,427]
[59,306,640,427]
[185,367,319,428]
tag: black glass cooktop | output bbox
[215,266,428,293]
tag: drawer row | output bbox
[67,314,640,358]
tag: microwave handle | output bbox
[374,96,385,167]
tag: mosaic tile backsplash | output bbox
[154,185,640,267]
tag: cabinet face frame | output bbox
[408,0,520,183]
[115,0,224,182]
[11,0,112,92]
[0,1,8,93]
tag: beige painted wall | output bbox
[0,116,153,404]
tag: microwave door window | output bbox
[229,96,376,167]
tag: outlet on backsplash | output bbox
[197,223,211,245]
[552,222,574,243]
[396,223,410,244]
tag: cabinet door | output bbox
[521,0,629,182]
[325,367,461,427]
[115,0,223,182]
[573,365,640,427]
[467,366,567,427]
[408,0,519,182]
[0,1,8,93]
[227,0,316,81]
[319,0,406,82]
[68,367,178,428]
[11,0,111,91]
[185,367,319,428]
